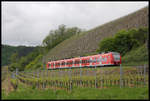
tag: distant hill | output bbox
[45,6,148,63]
[2,45,36,66]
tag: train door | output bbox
[107,53,112,65]
[95,55,101,66]
[51,62,55,69]
[91,56,97,66]
[55,62,58,69]
[102,54,108,65]
[85,57,90,67]
[47,63,50,69]
[81,58,85,67]
[69,59,73,68]
[101,55,105,65]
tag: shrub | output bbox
[97,27,148,56]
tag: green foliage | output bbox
[2,87,148,99]
[97,37,116,52]
[10,53,19,63]
[9,63,21,71]
[9,46,42,71]
[2,45,36,66]
[122,44,148,65]
[25,54,43,70]
[42,24,84,51]
[97,27,148,56]
[130,27,148,46]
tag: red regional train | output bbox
[46,52,121,69]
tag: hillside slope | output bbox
[45,6,148,63]
[2,45,36,66]
[122,44,148,65]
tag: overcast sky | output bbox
[2,2,148,46]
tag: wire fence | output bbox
[2,64,149,92]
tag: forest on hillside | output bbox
[2,45,37,66]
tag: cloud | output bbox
[2,2,148,46]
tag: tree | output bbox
[10,52,19,64]
[97,28,148,56]
[42,24,84,51]
[97,37,116,53]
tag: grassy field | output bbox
[2,66,148,99]
[2,84,148,100]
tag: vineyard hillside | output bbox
[44,7,148,63]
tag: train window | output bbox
[75,61,77,64]
[80,60,82,64]
[82,60,84,64]
[87,59,89,63]
[113,54,120,61]
[105,58,107,62]
[75,60,80,64]
[89,59,92,63]
[97,58,99,62]
[62,62,65,65]
[68,62,69,65]
[93,58,96,63]
[102,58,104,62]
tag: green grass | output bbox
[2,65,148,100]
[122,44,148,66]
[2,86,148,100]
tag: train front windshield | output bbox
[112,52,120,61]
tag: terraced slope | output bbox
[45,7,148,63]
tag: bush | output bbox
[122,44,148,65]
[97,27,148,56]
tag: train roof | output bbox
[47,52,120,63]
